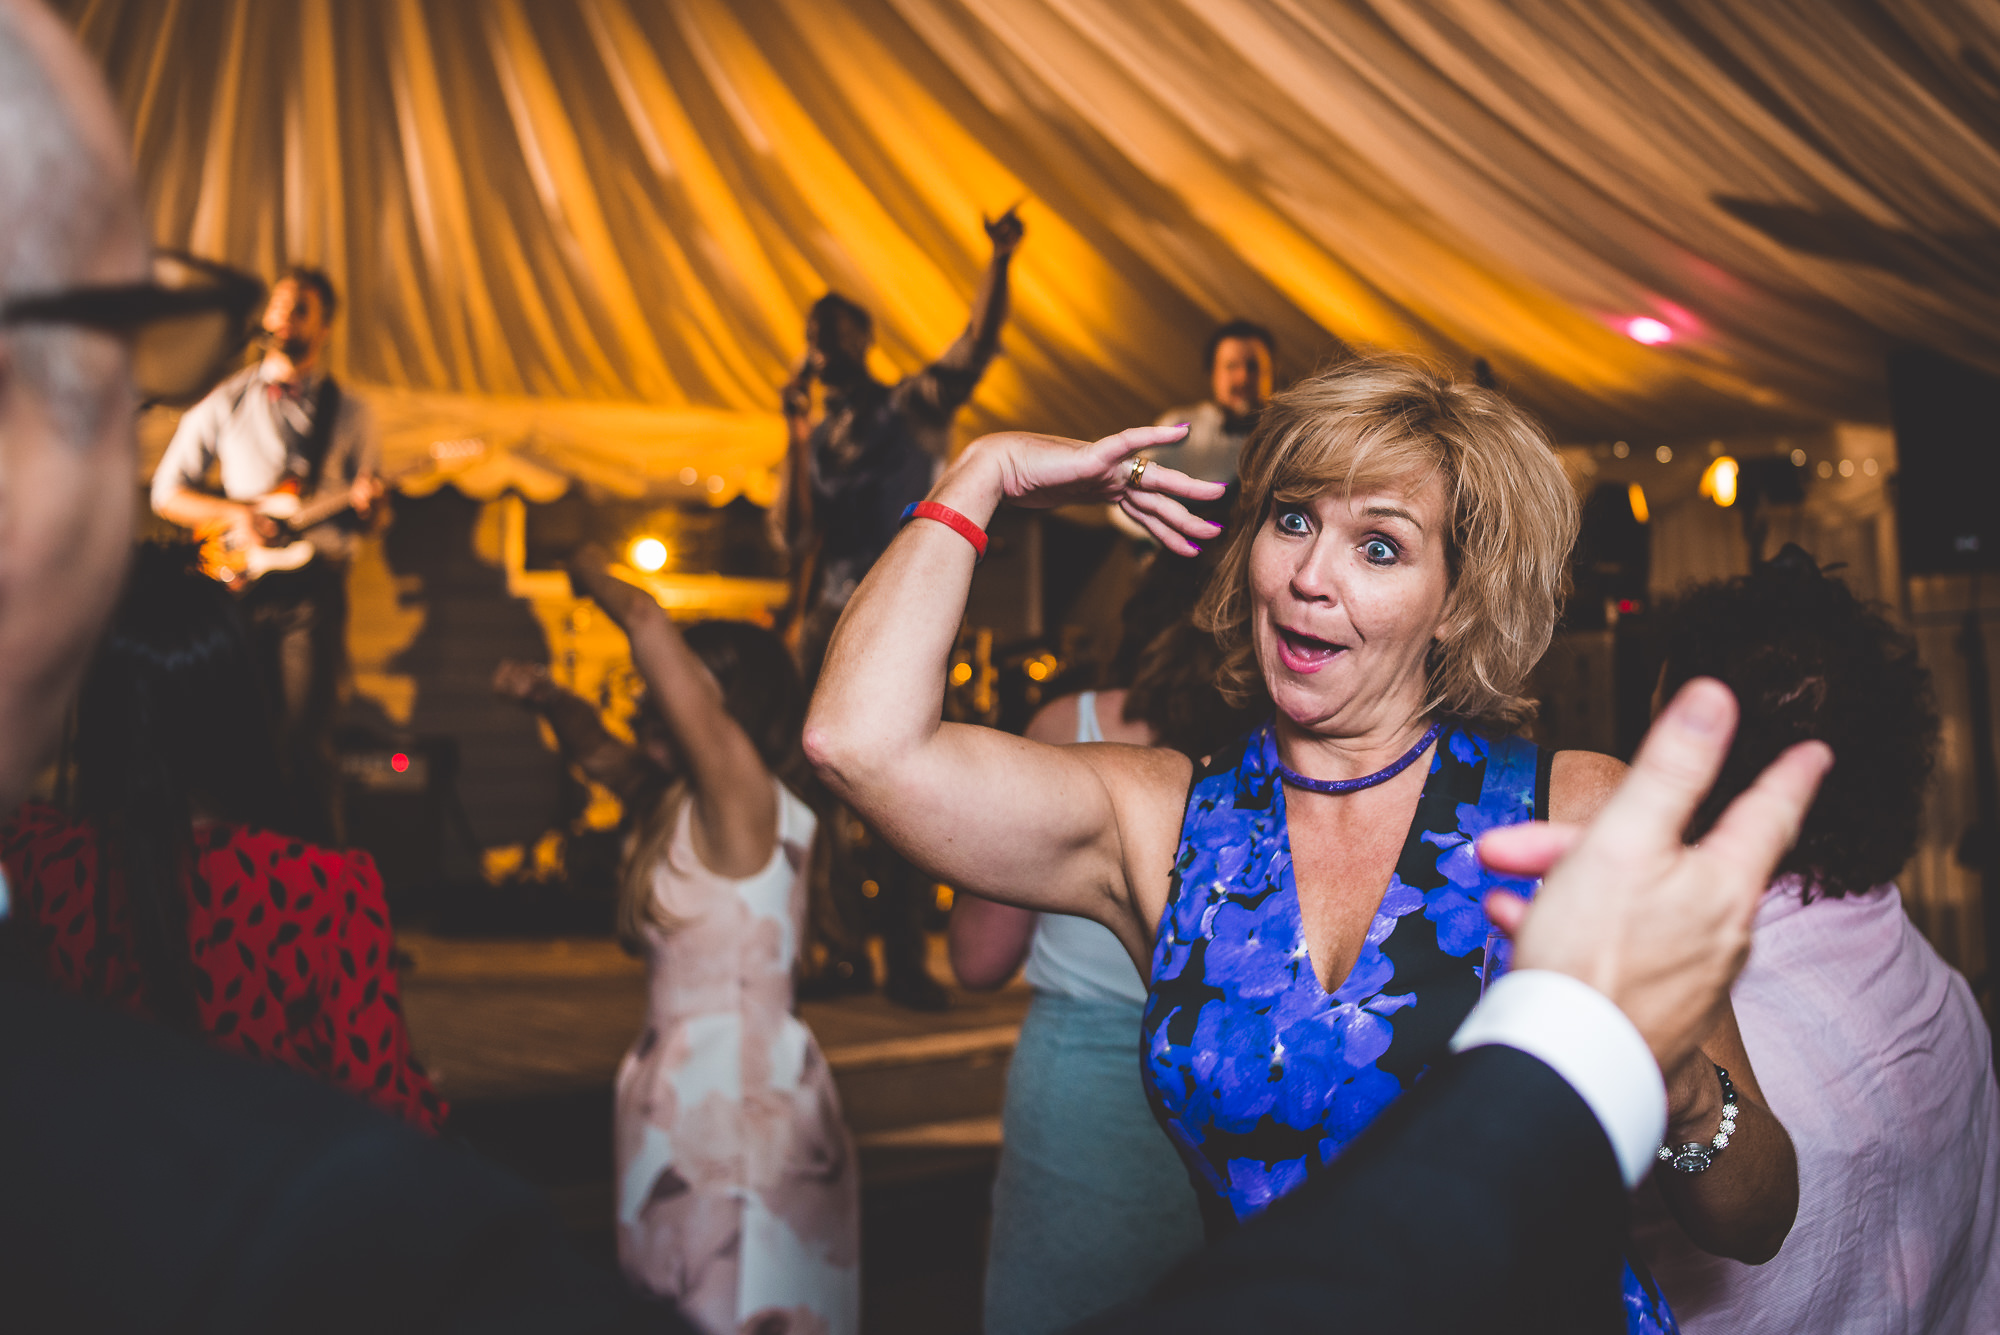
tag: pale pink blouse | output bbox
[1634,879,2000,1333]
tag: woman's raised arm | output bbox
[567,547,777,879]
[804,426,1221,934]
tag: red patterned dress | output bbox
[1,804,444,1132]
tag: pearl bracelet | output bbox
[1657,1063,1738,1174]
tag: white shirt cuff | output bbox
[1450,969,1665,1188]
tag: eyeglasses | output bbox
[0,250,266,409]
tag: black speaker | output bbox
[337,736,459,896]
[1889,346,2000,574]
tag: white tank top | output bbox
[1019,692,1150,1005]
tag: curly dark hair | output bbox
[1657,545,1938,900]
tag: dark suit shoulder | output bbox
[0,975,684,1334]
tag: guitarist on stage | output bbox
[152,266,382,844]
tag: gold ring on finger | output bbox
[1127,456,1152,489]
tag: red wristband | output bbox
[901,500,989,562]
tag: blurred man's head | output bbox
[804,292,873,388]
[0,0,150,809]
[262,266,335,369]
[1204,319,1275,418]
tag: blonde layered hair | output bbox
[1195,357,1577,731]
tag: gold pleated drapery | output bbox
[59,0,2000,494]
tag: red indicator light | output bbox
[390,753,410,773]
[1617,599,1642,614]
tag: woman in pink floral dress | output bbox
[542,548,858,1335]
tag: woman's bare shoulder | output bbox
[1548,749,1628,824]
[1079,738,1197,804]
[1078,741,1196,905]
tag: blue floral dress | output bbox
[1141,722,1677,1334]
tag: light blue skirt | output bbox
[984,991,1206,1335]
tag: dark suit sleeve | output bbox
[1078,1046,1630,1335]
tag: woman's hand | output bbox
[953,424,1225,555]
[564,541,613,586]
[565,543,654,628]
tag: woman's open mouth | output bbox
[1275,625,1345,674]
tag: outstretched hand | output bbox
[563,543,653,627]
[563,542,614,590]
[971,424,1225,555]
[1476,679,1832,1073]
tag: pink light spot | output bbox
[1625,317,1673,345]
[391,753,410,774]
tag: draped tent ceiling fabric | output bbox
[59,0,2000,498]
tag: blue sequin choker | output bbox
[1273,720,1445,795]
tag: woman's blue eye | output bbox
[1362,538,1398,564]
[1277,509,1311,535]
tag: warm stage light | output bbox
[1628,483,1650,525]
[1625,317,1674,345]
[391,752,410,774]
[628,537,669,572]
[1700,456,1739,507]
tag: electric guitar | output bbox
[196,437,486,588]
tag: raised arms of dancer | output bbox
[566,546,777,878]
[771,356,817,598]
[492,661,658,804]
[806,426,1222,952]
[904,208,1024,424]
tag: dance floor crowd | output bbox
[0,3,1994,1333]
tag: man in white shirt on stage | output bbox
[151,267,382,842]
[1149,318,1275,485]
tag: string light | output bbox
[1700,456,1739,508]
